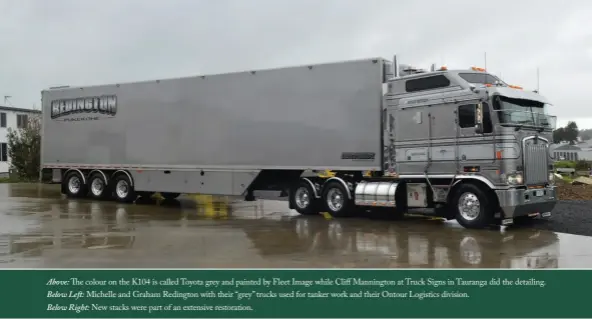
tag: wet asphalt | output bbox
[1,183,591,268]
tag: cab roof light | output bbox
[438,65,448,71]
[509,84,523,89]
[471,66,486,72]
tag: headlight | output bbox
[548,172,555,184]
[506,173,524,185]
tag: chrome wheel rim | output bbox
[326,188,344,212]
[294,187,311,209]
[115,180,129,199]
[68,176,81,194]
[91,178,104,196]
[458,192,480,221]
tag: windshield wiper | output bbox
[512,120,531,131]
[537,121,550,132]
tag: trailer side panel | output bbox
[41,58,384,171]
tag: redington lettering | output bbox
[51,95,117,119]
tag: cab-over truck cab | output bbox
[291,62,557,229]
[380,64,557,228]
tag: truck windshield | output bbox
[492,95,556,130]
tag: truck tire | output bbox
[88,172,110,200]
[63,171,87,198]
[321,180,354,218]
[112,174,136,203]
[161,192,180,200]
[289,181,319,215]
[451,183,494,229]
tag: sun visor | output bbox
[491,86,551,105]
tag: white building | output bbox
[550,140,592,161]
[0,106,42,177]
[576,140,592,161]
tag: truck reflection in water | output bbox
[245,217,559,269]
[3,195,559,268]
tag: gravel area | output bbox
[529,200,592,236]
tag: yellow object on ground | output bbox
[193,194,229,218]
[321,211,333,220]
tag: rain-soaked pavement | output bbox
[1,183,592,268]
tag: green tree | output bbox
[564,121,579,144]
[6,115,41,181]
[553,127,565,144]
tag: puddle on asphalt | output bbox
[0,183,590,268]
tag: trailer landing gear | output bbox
[244,191,256,202]
[161,192,180,200]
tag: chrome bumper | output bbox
[495,186,557,218]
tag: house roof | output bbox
[0,105,42,114]
[553,144,582,151]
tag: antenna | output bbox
[3,96,13,107]
[536,67,540,92]
[483,52,487,84]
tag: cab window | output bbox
[458,103,492,133]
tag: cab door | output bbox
[457,101,495,165]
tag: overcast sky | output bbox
[1,0,591,128]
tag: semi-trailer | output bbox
[40,56,558,229]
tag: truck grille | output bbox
[523,137,549,185]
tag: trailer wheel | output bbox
[112,174,136,203]
[88,172,110,200]
[290,181,319,215]
[63,171,87,198]
[321,181,354,217]
[451,183,493,229]
[161,192,180,200]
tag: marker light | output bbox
[471,66,486,72]
[509,84,523,89]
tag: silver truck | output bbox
[40,56,558,229]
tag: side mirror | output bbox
[475,102,484,134]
